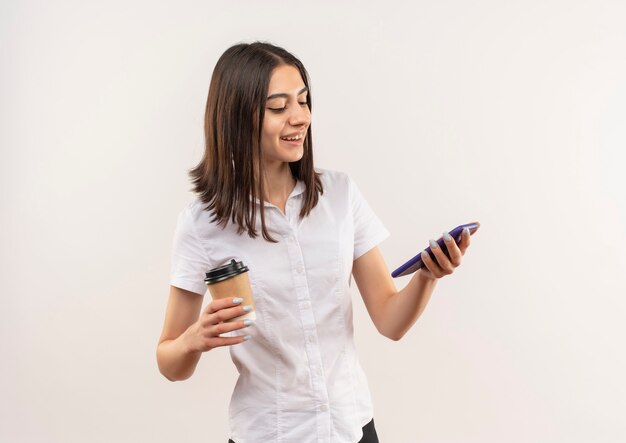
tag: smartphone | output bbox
[391,222,479,278]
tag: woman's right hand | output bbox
[183,297,254,353]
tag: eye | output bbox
[269,102,308,113]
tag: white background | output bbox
[2,0,626,442]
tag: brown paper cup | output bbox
[205,259,255,322]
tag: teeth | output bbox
[281,134,302,141]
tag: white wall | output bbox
[2,0,625,441]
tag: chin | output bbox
[282,149,304,163]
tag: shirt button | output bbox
[307,335,316,343]
[296,266,304,274]
[319,404,328,412]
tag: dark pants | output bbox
[228,417,379,443]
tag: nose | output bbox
[289,102,310,128]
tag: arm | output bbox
[352,227,476,341]
[157,286,255,381]
[156,286,204,381]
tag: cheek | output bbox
[262,116,282,138]
[261,120,282,153]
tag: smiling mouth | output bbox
[280,133,304,141]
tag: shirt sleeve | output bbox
[349,175,391,261]
[169,207,210,295]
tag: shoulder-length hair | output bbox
[189,41,323,242]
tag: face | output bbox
[260,64,311,168]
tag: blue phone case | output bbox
[391,222,479,278]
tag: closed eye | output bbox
[269,102,309,112]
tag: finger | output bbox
[205,296,244,315]
[442,232,463,266]
[207,318,255,337]
[206,335,252,350]
[421,250,443,279]
[428,239,455,275]
[459,227,472,254]
[206,304,253,325]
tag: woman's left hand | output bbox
[418,223,479,280]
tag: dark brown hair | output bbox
[189,41,323,242]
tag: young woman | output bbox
[156,41,476,443]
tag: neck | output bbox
[260,161,296,203]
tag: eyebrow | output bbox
[267,86,308,101]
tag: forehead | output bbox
[267,65,306,95]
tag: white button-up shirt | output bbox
[170,168,390,443]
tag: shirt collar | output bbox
[252,179,306,206]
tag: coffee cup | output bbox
[204,259,255,321]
